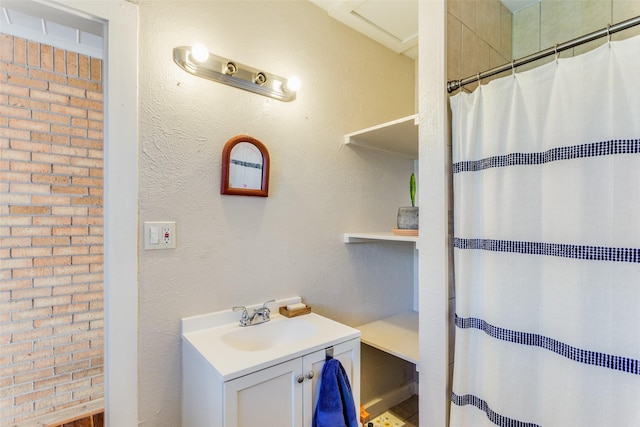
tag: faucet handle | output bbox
[233,306,248,319]
[261,300,275,320]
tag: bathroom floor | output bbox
[388,394,419,427]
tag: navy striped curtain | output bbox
[449,35,640,426]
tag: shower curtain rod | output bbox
[446,15,640,93]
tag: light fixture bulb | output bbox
[190,43,209,63]
[285,76,301,92]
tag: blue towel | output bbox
[312,358,358,427]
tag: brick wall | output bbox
[0,34,104,425]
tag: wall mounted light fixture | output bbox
[173,44,300,102]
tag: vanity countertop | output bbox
[182,298,360,381]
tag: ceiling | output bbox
[311,0,420,58]
[1,0,542,62]
[310,0,541,59]
[501,0,541,13]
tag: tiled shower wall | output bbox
[0,34,104,425]
[447,0,513,89]
[513,0,640,71]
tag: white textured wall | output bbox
[419,1,450,426]
[138,1,416,425]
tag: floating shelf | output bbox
[357,311,419,368]
[344,114,418,159]
[343,232,418,244]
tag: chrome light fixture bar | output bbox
[173,45,298,102]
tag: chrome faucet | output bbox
[233,299,275,327]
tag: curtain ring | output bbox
[607,24,612,45]
[511,60,516,77]
[554,43,559,63]
[477,72,481,89]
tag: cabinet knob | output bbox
[297,375,304,384]
[305,371,314,380]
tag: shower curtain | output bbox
[449,35,640,427]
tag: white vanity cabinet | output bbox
[224,339,360,427]
[181,301,360,427]
[224,357,301,427]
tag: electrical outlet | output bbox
[144,221,176,250]
[162,226,172,244]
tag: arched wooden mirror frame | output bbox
[221,135,270,197]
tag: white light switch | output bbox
[149,226,159,244]
[144,221,177,250]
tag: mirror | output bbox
[221,135,270,197]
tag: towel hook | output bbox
[325,346,334,361]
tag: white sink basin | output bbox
[182,300,360,381]
[220,317,318,352]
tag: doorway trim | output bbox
[40,1,140,425]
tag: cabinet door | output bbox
[224,358,303,427]
[302,339,361,427]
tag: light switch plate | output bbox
[144,221,176,250]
